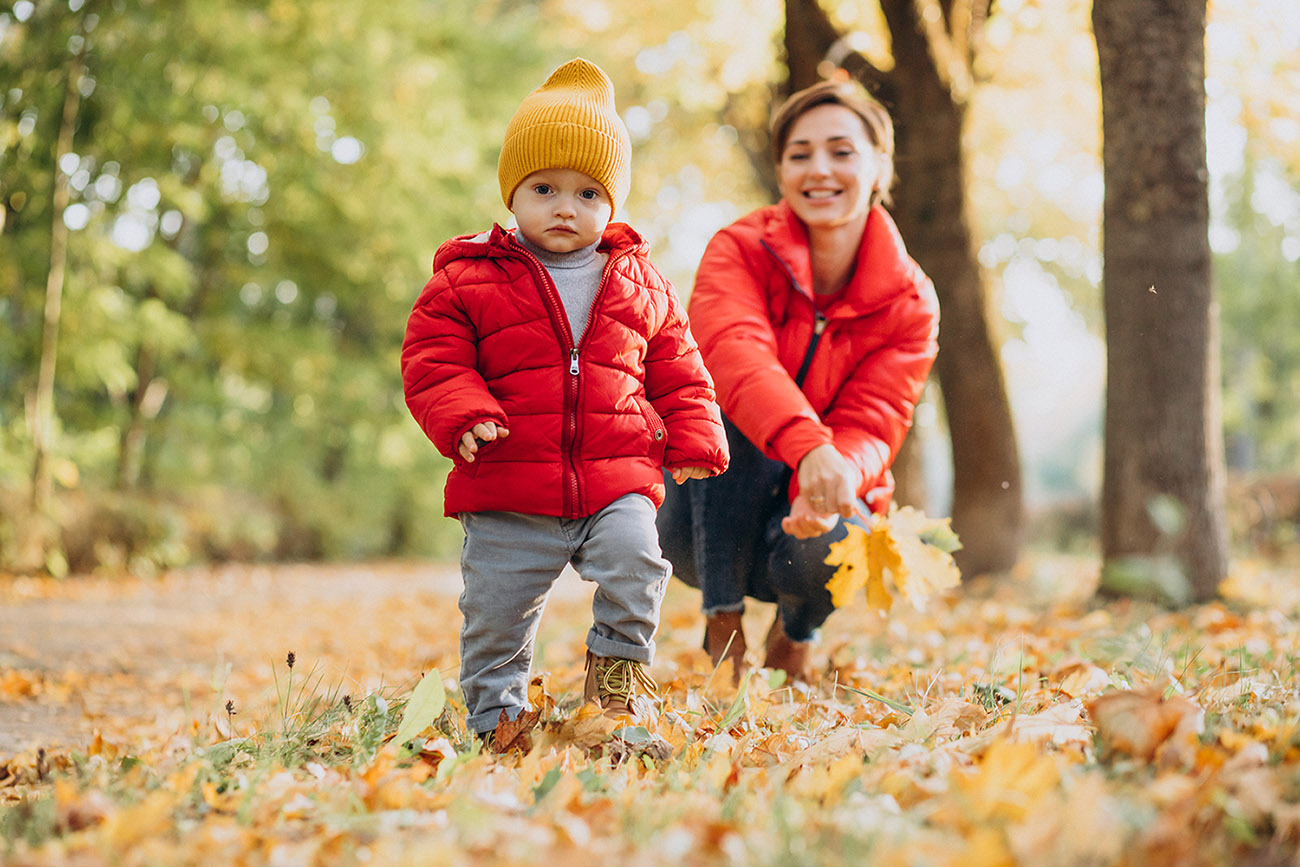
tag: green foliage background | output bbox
[1,0,1296,575]
[0,0,558,570]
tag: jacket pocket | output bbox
[633,394,668,463]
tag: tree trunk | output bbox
[783,0,1024,574]
[880,0,1022,576]
[1093,0,1227,602]
[118,345,168,491]
[30,46,84,512]
[890,428,929,511]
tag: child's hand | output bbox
[671,466,711,484]
[780,493,840,539]
[458,421,509,462]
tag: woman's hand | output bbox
[795,443,856,519]
[457,421,509,462]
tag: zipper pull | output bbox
[569,348,579,375]
[814,313,828,335]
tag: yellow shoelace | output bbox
[596,658,659,700]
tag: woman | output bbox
[658,77,939,682]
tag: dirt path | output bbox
[0,562,602,757]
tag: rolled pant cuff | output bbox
[701,601,746,617]
[467,705,527,735]
[586,629,654,664]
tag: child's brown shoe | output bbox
[583,651,658,719]
[763,615,812,683]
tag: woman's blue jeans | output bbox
[657,417,866,642]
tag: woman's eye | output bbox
[787,152,809,161]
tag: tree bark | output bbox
[784,0,1024,575]
[890,428,930,511]
[118,345,168,491]
[30,45,84,512]
[880,0,1022,576]
[1093,0,1227,601]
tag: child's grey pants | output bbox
[457,493,671,734]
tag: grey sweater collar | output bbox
[515,232,601,269]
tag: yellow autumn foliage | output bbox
[824,506,963,610]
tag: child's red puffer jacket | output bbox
[403,222,729,518]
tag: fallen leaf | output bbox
[824,507,961,611]
[1007,701,1092,749]
[388,668,446,752]
[941,739,1061,826]
[1056,661,1112,698]
[491,707,540,754]
[554,701,618,750]
[99,790,176,851]
[1008,771,1125,866]
[1087,688,1204,763]
[528,673,556,715]
[417,736,457,770]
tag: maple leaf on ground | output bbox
[491,707,540,754]
[824,506,962,611]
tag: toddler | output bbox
[401,58,729,748]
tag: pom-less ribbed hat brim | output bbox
[498,59,631,209]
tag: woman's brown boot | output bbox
[763,615,811,683]
[703,610,747,680]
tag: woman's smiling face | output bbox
[777,103,881,230]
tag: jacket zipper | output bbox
[513,236,628,517]
[761,239,827,389]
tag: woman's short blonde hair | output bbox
[770,78,896,207]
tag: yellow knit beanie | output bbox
[498,58,631,210]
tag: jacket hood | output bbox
[759,201,923,318]
[432,222,646,272]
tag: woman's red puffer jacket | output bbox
[688,201,938,511]
[403,222,729,518]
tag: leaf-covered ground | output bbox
[3,554,1300,866]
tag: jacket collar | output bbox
[760,200,918,317]
[434,222,645,270]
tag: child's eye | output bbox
[533,184,552,195]
[580,189,599,200]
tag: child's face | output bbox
[512,168,613,253]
